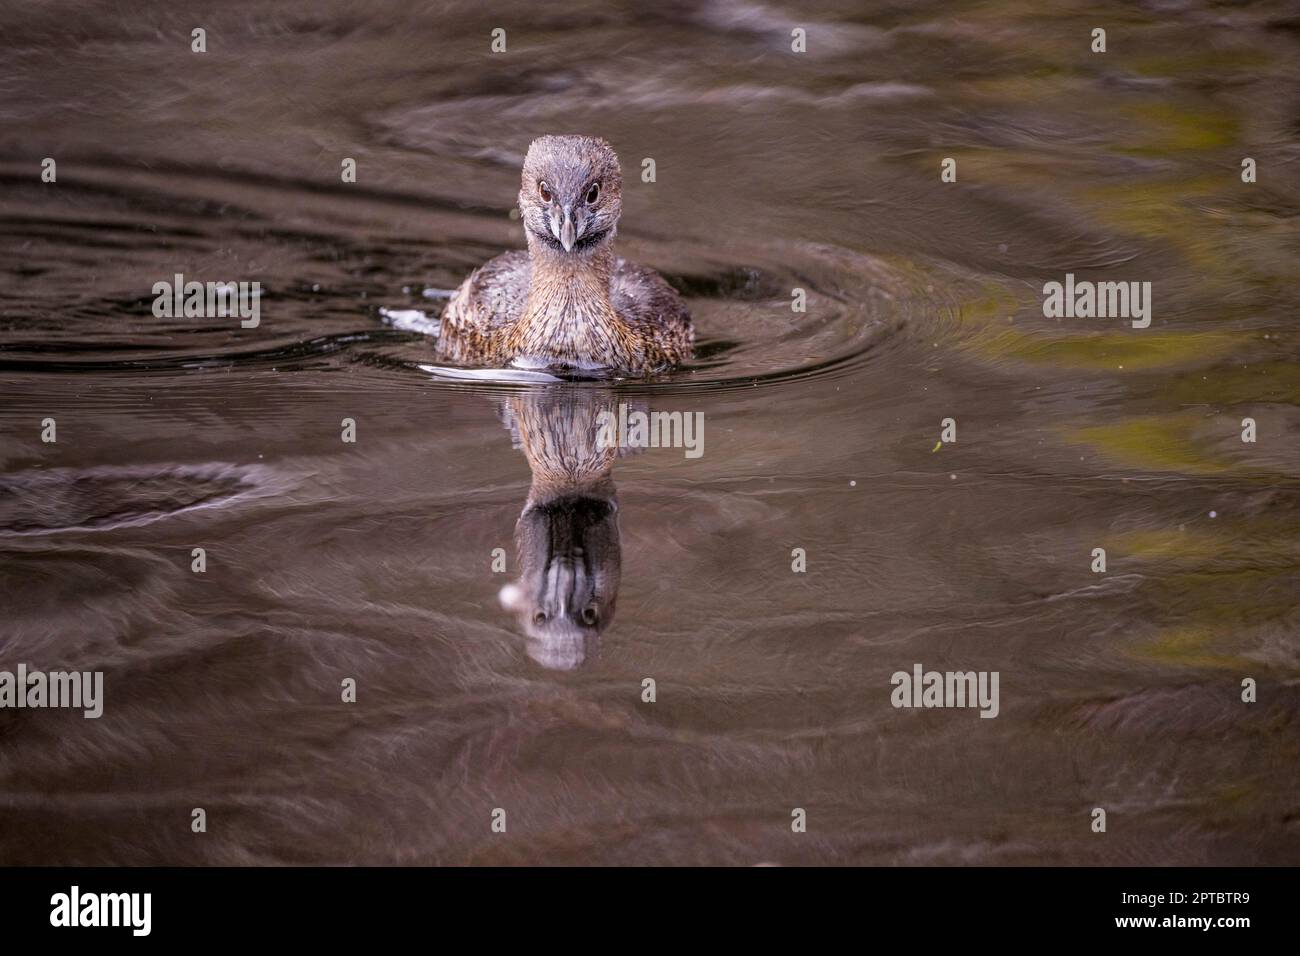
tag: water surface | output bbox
[1,0,1298,864]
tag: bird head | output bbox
[518,135,622,255]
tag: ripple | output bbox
[375,241,943,393]
[0,463,289,536]
[1,158,957,395]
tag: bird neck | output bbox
[513,239,634,369]
[526,236,616,296]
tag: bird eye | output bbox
[585,183,600,204]
[538,181,553,203]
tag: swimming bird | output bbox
[439,135,693,375]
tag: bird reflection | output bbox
[497,388,628,670]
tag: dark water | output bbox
[2,0,1298,865]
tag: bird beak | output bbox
[551,204,576,252]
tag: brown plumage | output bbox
[439,135,693,375]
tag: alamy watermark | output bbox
[152,272,261,328]
[890,663,999,718]
[50,886,150,936]
[596,403,704,458]
[1043,273,1151,329]
[0,664,103,718]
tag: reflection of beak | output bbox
[550,204,576,252]
[545,555,578,617]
